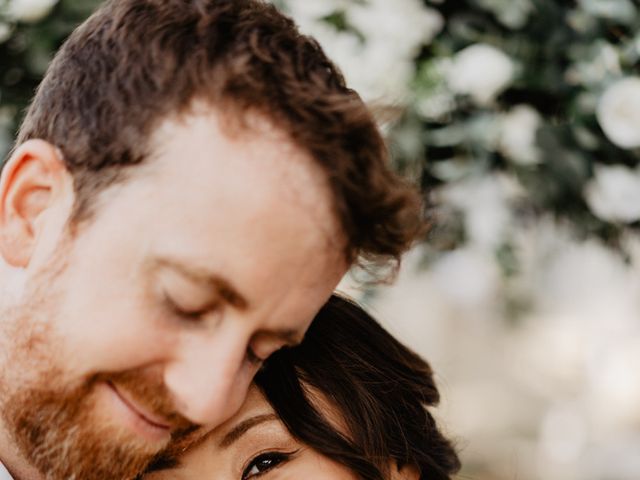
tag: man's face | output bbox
[0,107,347,480]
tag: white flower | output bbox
[283,0,344,20]
[584,164,640,223]
[539,404,587,464]
[416,89,456,120]
[596,77,640,149]
[296,24,410,102]
[347,0,443,55]
[588,342,640,429]
[578,0,637,23]
[7,0,58,23]
[510,315,591,396]
[499,104,542,165]
[348,37,417,102]
[430,247,501,309]
[565,43,621,87]
[439,173,519,249]
[476,0,534,29]
[447,43,515,105]
[0,22,12,44]
[282,0,442,103]
[302,25,416,103]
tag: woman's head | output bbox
[254,295,460,480]
[145,295,460,479]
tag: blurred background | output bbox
[1,0,639,479]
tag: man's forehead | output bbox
[141,107,346,251]
[149,108,313,187]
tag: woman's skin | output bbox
[146,385,359,480]
[146,384,419,480]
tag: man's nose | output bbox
[163,331,252,427]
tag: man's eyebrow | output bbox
[154,257,249,310]
[219,413,279,448]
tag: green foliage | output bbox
[2,0,640,254]
[398,0,640,250]
[0,0,102,157]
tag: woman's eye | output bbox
[241,452,290,479]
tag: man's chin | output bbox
[10,410,163,480]
[3,379,176,480]
[95,381,174,446]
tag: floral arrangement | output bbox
[280,0,640,252]
[1,1,640,479]
[0,0,101,157]
[277,2,640,480]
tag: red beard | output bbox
[4,368,199,480]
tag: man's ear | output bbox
[0,139,72,267]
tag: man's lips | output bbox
[107,381,171,430]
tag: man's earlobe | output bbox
[0,139,71,267]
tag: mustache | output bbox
[92,369,198,437]
[4,366,203,480]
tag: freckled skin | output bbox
[0,108,348,480]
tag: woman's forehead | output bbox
[215,381,349,444]
[212,385,274,437]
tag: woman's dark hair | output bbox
[254,295,461,480]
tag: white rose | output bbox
[539,404,587,465]
[589,342,640,428]
[294,10,420,103]
[7,0,58,23]
[578,0,637,23]
[596,77,640,149]
[431,247,501,309]
[584,164,640,223]
[284,0,442,104]
[298,24,401,101]
[447,43,515,105]
[282,0,349,28]
[347,0,443,54]
[499,104,542,165]
[439,173,519,249]
[0,22,12,44]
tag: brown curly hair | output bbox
[15,0,423,269]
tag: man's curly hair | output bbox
[16,0,424,270]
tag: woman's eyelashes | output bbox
[241,451,299,479]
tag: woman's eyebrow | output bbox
[219,413,279,448]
